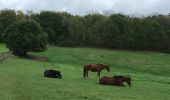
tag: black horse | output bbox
[44,70,62,79]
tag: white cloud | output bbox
[0,0,169,15]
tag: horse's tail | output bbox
[99,77,102,84]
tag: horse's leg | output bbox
[83,68,86,79]
[86,70,89,79]
[84,70,87,79]
[97,72,100,79]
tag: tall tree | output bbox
[38,11,64,44]
[68,16,86,45]
[0,9,17,42]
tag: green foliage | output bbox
[0,9,170,53]
[0,44,8,52]
[16,10,27,20]
[0,9,17,42]
[67,17,86,45]
[38,11,64,44]
[59,39,77,47]
[83,14,105,28]
[3,19,48,56]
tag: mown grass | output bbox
[0,46,170,100]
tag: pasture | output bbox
[0,45,170,100]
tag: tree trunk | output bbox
[13,50,27,57]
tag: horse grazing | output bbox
[99,76,131,87]
[83,64,110,79]
[44,69,62,79]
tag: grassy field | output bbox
[0,45,170,100]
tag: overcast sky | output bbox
[0,0,170,15]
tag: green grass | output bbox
[0,46,170,100]
[0,44,8,52]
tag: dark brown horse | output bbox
[83,64,110,79]
[99,76,131,87]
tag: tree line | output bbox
[0,9,170,53]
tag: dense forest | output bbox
[0,9,170,53]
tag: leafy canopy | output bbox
[3,19,48,56]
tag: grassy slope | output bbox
[0,46,170,100]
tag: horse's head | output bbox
[57,71,62,79]
[57,73,62,79]
[103,64,110,72]
[125,77,131,87]
[59,74,62,79]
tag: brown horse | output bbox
[83,64,110,79]
[99,76,131,87]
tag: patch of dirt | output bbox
[22,54,49,62]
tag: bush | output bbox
[3,19,48,56]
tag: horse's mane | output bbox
[113,76,125,78]
[113,76,131,80]
[96,64,103,66]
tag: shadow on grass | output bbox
[17,53,49,62]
